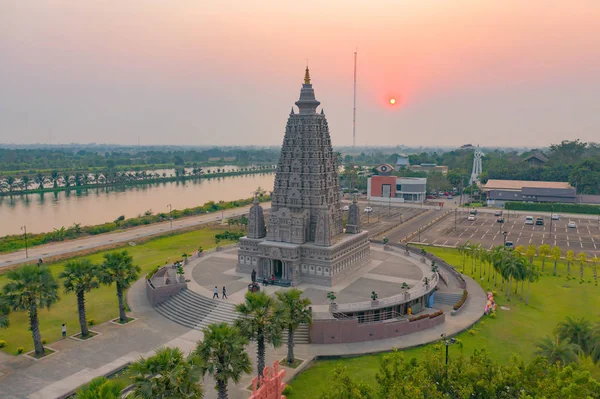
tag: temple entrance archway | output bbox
[273,259,283,279]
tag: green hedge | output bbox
[0,195,270,253]
[504,202,600,215]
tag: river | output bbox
[0,173,275,236]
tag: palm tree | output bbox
[551,246,562,275]
[51,170,59,188]
[235,292,284,378]
[276,288,312,364]
[555,316,593,353]
[0,293,10,328]
[502,251,525,301]
[130,347,203,398]
[194,323,251,399]
[21,175,30,191]
[525,261,540,306]
[6,176,15,192]
[538,244,551,272]
[565,250,575,275]
[2,265,59,355]
[457,241,470,273]
[99,251,140,323]
[35,173,46,189]
[59,259,100,337]
[577,252,588,279]
[74,376,124,399]
[535,335,580,365]
[591,256,599,280]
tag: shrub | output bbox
[146,265,160,280]
[282,386,293,395]
[0,340,6,348]
[505,201,600,215]
[17,347,24,354]
[453,290,468,311]
[468,329,476,335]
[42,339,47,344]
[88,319,95,326]
[490,313,497,319]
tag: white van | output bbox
[525,216,534,225]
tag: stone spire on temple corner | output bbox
[345,194,361,234]
[246,192,266,239]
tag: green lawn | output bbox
[0,226,237,354]
[287,245,600,398]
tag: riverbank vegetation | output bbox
[287,244,600,397]
[0,194,270,253]
[0,225,238,354]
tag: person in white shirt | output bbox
[213,286,219,299]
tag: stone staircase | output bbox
[154,289,311,343]
[434,291,464,306]
[155,289,238,330]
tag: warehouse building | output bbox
[482,179,576,206]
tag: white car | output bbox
[364,207,373,213]
[525,216,534,225]
[342,205,350,211]
[467,215,476,221]
[568,221,577,228]
[551,214,560,220]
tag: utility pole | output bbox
[21,225,28,258]
[352,50,357,148]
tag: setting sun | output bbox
[389,98,396,105]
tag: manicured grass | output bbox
[287,245,600,398]
[0,226,237,354]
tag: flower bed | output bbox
[409,309,443,322]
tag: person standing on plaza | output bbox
[213,286,219,299]
[222,286,228,299]
[62,323,67,339]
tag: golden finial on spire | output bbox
[304,65,311,85]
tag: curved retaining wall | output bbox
[310,313,445,344]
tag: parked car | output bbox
[470,209,478,215]
[535,217,544,226]
[525,216,534,225]
[494,210,503,216]
[342,205,350,211]
[467,215,476,221]
[364,206,373,213]
[568,221,577,228]
[497,217,504,223]
[504,241,514,249]
[446,195,453,199]
[551,214,560,220]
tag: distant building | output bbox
[482,179,576,206]
[461,144,474,150]
[523,153,548,167]
[408,164,448,175]
[367,176,426,203]
[395,154,410,168]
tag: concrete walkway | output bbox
[0,203,271,270]
[0,250,485,399]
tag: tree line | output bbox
[0,147,280,173]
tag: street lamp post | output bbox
[167,204,172,229]
[503,231,508,248]
[454,208,457,231]
[441,333,457,379]
[21,225,28,258]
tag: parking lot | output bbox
[418,209,600,256]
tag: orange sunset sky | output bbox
[1,0,599,147]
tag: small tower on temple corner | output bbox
[345,195,361,234]
[247,192,266,239]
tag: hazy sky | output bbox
[2,1,599,147]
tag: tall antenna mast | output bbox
[352,49,357,147]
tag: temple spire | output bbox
[304,65,311,84]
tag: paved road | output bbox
[0,203,271,269]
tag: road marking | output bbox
[469,233,475,239]
[432,239,438,245]
[475,229,479,234]
[516,238,520,243]
[529,238,532,243]
[458,232,464,238]
[493,234,497,241]
[580,243,583,248]
[443,240,448,245]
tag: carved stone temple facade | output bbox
[237,68,370,286]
